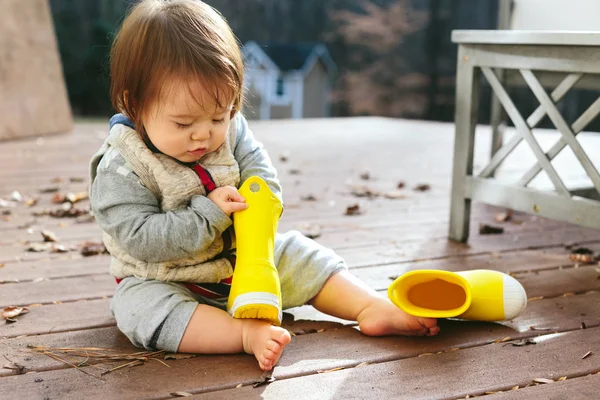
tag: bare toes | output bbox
[274,329,292,345]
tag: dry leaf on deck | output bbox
[51,244,69,253]
[508,339,536,347]
[397,181,406,189]
[2,362,27,374]
[80,241,109,257]
[413,184,431,192]
[253,371,276,388]
[39,185,60,194]
[41,230,58,243]
[170,392,193,397]
[359,171,371,180]
[279,151,290,162]
[2,307,30,321]
[349,185,379,198]
[26,243,54,252]
[533,378,554,384]
[297,223,321,239]
[24,198,39,207]
[165,353,197,360]
[569,247,597,265]
[383,191,406,200]
[345,204,362,216]
[318,367,345,374]
[70,177,85,183]
[496,210,513,222]
[300,194,317,202]
[49,207,89,218]
[479,224,504,235]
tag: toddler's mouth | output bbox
[188,147,207,156]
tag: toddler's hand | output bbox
[207,186,248,216]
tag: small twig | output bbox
[100,360,144,376]
[43,352,102,380]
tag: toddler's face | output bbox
[142,78,233,163]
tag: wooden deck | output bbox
[1,117,599,399]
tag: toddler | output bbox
[89,0,439,372]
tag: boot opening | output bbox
[407,278,467,311]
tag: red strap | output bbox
[192,164,216,193]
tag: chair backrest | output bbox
[502,0,600,31]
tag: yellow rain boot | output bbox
[227,176,283,325]
[388,269,527,321]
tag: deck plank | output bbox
[186,327,600,400]
[2,119,600,399]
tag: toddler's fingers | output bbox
[226,201,249,215]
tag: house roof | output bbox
[243,41,337,76]
[261,43,318,71]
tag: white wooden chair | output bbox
[448,1,600,242]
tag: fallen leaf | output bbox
[253,371,275,388]
[397,181,405,189]
[1,210,11,216]
[582,351,593,359]
[557,376,567,381]
[512,386,519,390]
[278,151,290,162]
[569,253,596,265]
[11,191,22,202]
[345,204,362,216]
[164,353,197,360]
[236,383,243,388]
[2,362,27,374]
[300,194,317,202]
[533,378,554,384]
[383,191,406,200]
[292,329,318,336]
[39,186,60,193]
[170,392,193,397]
[359,171,371,180]
[297,223,321,239]
[69,177,85,183]
[529,325,551,330]
[48,207,89,218]
[80,241,108,257]
[496,210,513,222]
[479,224,504,235]
[413,184,430,192]
[317,367,345,374]
[528,296,544,302]
[41,230,58,243]
[0,199,18,208]
[0,263,4,268]
[508,339,536,347]
[355,362,369,368]
[2,307,30,320]
[51,244,70,253]
[24,198,39,207]
[349,185,379,198]
[26,243,54,252]
[581,322,587,329]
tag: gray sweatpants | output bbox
[110,231,347,352]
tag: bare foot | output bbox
[241,320,292,370]
[357,297,440,337]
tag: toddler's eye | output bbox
[212,118,225,124]
[175,122,191,129]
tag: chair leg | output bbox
[449,48,480,243]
